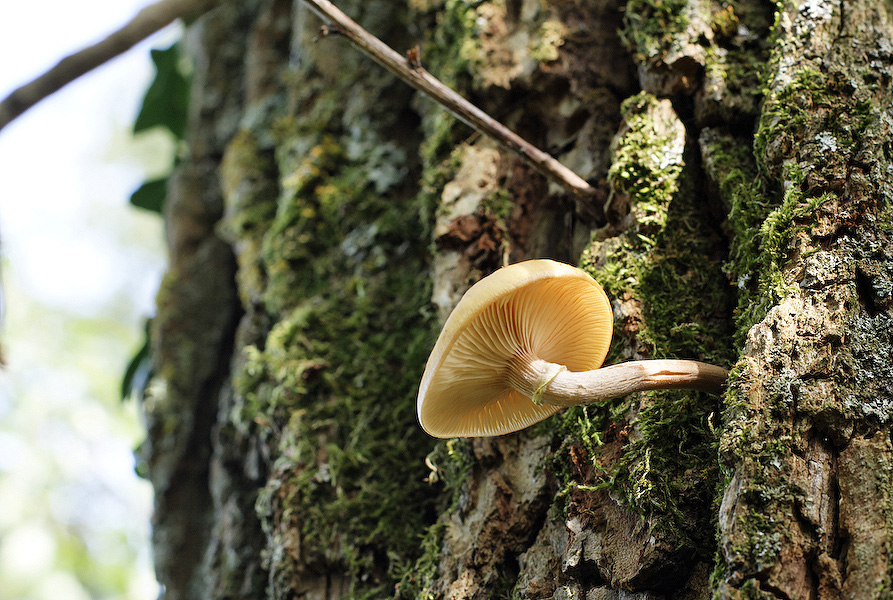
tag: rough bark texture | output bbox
[141,0,893,598]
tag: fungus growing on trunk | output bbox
[417,259,728,438]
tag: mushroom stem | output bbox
[511,358,729,407]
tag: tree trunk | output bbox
[140,0,893,598]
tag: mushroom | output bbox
[417,259,728,438]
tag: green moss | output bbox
[481,187,513,227]
[759,177,834,298]
[716,48,766,96]
[245,255,438,592]
[393,521,447,600]
[699,130,774,344]
[715,366,802,581]
[553,391,722,553]
[260,132,425,313]
[620,0,690,61]
[394,439,474,599]
[227,91,441,596]
[700,44,769,123]
[710,3,740,37]
[409,0,489,211]
[701,127,830,349]
[581,237,639,316]
[608,94,685,231]
[550,402,625,502]
[418,134,468,235]
[560,94,734,554]
[717,66,865,343]
[624,392,721,538]
[595,94,734,365]
[529,19,568,63]
[637,244,734,362]
[409,0,488,88]
[219,130,279,305]
[755,67,873,178]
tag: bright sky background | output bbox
[0,1,180,597]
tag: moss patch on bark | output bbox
[553,93,734,558]
[230,128,439,595]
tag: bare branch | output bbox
[2,0,596,199]
[300,0,597,199]
[0,0,219,133]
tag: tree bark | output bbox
[141,0,893,598]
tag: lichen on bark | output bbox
[715,0,893,596]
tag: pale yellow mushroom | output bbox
[417,259,728,438]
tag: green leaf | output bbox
[133,43,190,138]
[121,320,153,402]
[129,177,168,213]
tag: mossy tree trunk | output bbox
[141,0,893,598]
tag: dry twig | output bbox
[0,0,218,132]
[302,0,597,198]
[2,0,596,199]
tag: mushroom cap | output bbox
[418,259,613,438]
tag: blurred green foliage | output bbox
[132,44,190,139]
[129,42,191,216]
